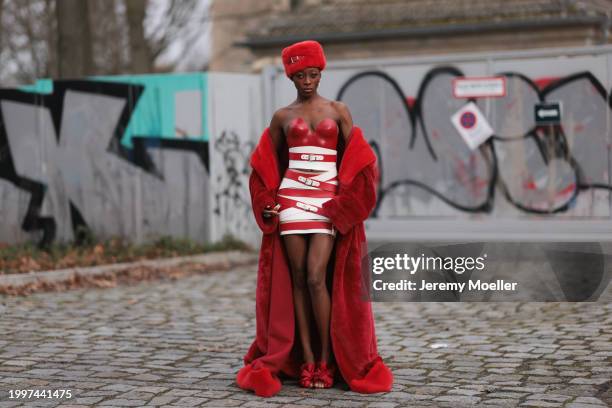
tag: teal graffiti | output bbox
[21,72,209,148]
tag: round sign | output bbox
[460,111,477,129]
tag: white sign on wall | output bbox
[452,77,506,98]
[451,102,494,150]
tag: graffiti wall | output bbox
[0,74,211,246]
[2,47,611,248]
[271,50,612,225]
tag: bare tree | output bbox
[0,0,210,84]
[56,0,93,78]
[44,0,57,79]
[0,0,4,57]
[89,0,130,75]
[147,0,211,70]
[0,0,56,85]
[126,0,153,73]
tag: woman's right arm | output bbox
[249,171,280,233]
[263,110,284,218]
[268,109,284,158]
[251,110,285,232]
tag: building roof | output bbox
[240,0,610,48]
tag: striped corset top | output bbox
[286,117,338,172]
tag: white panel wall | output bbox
[208,73,265,246]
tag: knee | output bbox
[307,270,326,292]
[291,267,308,290]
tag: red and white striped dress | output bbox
[277,117,339,236]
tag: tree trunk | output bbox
[125,0,152,73]
[0,0,4,52]
[56,0,93,78]
[44,0,57,79]
[108,0,125,74]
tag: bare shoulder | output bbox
[331,100,348,110]
[331,100,353,126]
[331,100,351,117]
[270,107,292,132]
[271,107,290,124]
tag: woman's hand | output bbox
[263,203,281,218]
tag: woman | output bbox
[236,40,393,397]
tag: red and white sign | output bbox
[451,102,494,150]
[453,76,506,98]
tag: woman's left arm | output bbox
[323,162,378,235]
[334,101,353,143]
[323,102,377,234]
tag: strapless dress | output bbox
[276,117,339,236]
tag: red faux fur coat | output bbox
[236,126,393,397]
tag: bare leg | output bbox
[306,233,335,388]
[282,234,315,364]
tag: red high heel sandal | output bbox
[299,362,316,388]
[314,361,335,388]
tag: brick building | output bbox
[210,0,612,72]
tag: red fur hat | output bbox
[281,40,326,78]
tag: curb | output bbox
[0,250,259,288]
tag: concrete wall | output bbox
[248,26,608,71]
[209,0,611,73]
[210,0,283,72]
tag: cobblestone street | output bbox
[0,264,610,407]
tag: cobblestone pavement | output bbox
[0,265,610,408]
